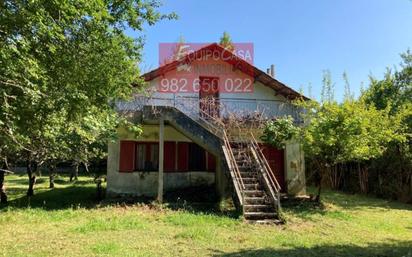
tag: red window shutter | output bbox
[164,142,176,172]
[207,152,216,172]
[177,142,189,171]
[119,141,135,172]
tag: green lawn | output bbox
[0,174,411,257]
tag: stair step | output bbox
[238,167,254,172]
[244,212,277,220]
[239,170,257,174]
[244,183,262,190]
[244,197,267,205]
[247,219,282,225]
[242,178,258,183]
[243,190,264,197]
[244,204,275,212]
[240,173,258,178]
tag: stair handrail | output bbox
[196,109,245,187]
[249,132,281,207]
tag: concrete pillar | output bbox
[106,139,120,197]
[157,117,164,203]
[215,156,231,200]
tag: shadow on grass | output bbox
[212,240,412,257]
[301,187,412,212]
[2,175,237,218]
[103,185,241,219]
[1,185,99,210]
[281,197,327,221]
[9,176,91,186]
[318,189,412,211]
[163,186,240,219]
[1,175,100,210]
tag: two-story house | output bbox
[107,43,307,223]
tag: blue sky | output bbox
[133,0,412,101]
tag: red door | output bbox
[199,76,219,118]
[261,144,286,192]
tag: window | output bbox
[135,142,159,171]
[119,141,215,172]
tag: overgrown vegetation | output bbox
[262,52,412,203]
[1,175,411,257]
[261,116,299,149]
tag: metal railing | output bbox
[249,132,281,210]
[193,107,245,205]
[116,95,302,123]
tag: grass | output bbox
[0,174,411,257]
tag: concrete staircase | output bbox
[140,104,282,224]
[232,145,281,224]
[140,106,222,157]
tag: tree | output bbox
[261,116,299,149]
[219,31,235,52]
[295,98,403,200]
[274,69,406,201]
[0,0,175,196]
[363,51,412,201]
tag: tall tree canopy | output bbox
[362,51,412,201]
[262,68,409,201]
[0,0,176,197]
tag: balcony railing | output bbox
[116,95,303,123]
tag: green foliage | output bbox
[300,98,404,165]
[261,116,299,149]
[361,50,412,201]
[219,31,235,51]
[297,97,404,172]
[0,1,175,169]
[293,69,408,198]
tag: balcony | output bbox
[116,95,303,124]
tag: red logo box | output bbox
[157,43,254,93]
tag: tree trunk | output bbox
[314,161,323,202]
[83,162,90,174]
[96,177,103,201]
[49,163,56,189]
[329,164,342,190]
[0,158,8,203]
[27,158,36,197]
[358,163,369,194]
[315,181,322,203]
[0,171,7,204]
[70,162,79,182]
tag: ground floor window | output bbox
[135,143,159,171]
[119,141,215,172]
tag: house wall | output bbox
[146,77,287,102]
[107,125,216,197]
[285,140,306,195]
[108,125,306,197]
